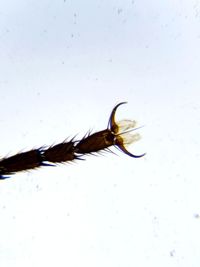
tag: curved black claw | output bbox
[116,142,146,158]
[107,102,127,133]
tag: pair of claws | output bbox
[76,102,145,158]
[108,102,145,158]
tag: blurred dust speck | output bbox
[170,250,175,257]
[117,8,123,15]
[194,213,200,219]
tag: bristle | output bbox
[0,174,10,180]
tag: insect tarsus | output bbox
[0,102,145,179]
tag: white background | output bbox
[0,0,200,266]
